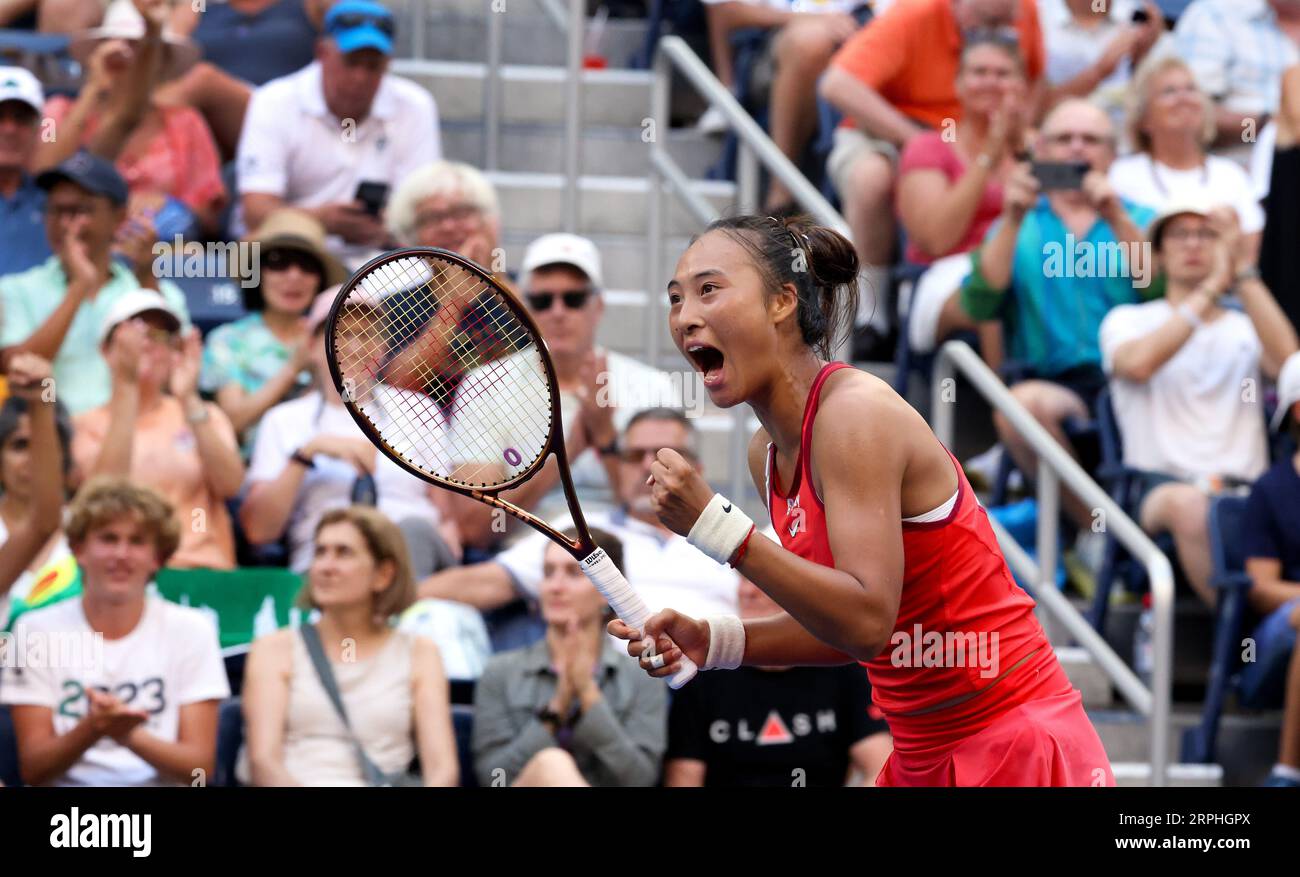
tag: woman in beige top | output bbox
[242,507,458,786]
[73,294,245,570]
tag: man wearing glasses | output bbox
[0,66,53,277]
[1100,199,1297,607]
[419,408,740,630]
[0,150,189,415]
[960,98,1154,531]
[236,0,442,268]
[446,233,682,553]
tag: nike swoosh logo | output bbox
[722,503,732,513]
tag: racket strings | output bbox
[331,253,555,488]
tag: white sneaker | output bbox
[696,105,729,137]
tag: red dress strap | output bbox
[785,361,852,503]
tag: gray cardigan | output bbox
[471,636,667,787]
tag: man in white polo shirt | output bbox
[236,0,442,266]
[419,408,739,623]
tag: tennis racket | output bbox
[323,247,698,688]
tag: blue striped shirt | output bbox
[1175,0,1299,115]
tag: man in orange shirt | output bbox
[819,0,1044,340]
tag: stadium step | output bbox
[1109,762,1224,787]
[1067,595,1217,689]
[393,60,658,128]
[1087,707,1277,786]
[441,120,724,179]
[499,230,695,295]
[1056,646,1114,710]
[396,7,651,68]
[486,170,736,236]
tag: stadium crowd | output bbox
[0,0,1296,788]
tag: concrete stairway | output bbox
[388,1,756,513]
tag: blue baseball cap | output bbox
[36,149,128,206]
[325,0,395,56]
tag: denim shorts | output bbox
[1238,597,1300,709]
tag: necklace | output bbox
[1148,153,1208,198]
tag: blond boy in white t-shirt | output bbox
[0,479,229,786]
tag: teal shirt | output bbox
[199,312,312,452]
[0,257,189,414]
[962,197,1159,378]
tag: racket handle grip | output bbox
[580,548,698,689]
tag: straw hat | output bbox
[249,209,349,283]
[244,209,350,311]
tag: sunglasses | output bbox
[328,12,395,36]
[263,248,324,276]
[525,289,592,311]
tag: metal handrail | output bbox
[484,4,503,171]
[932,340,1176,787]
[651,35,849,237]
[645,35,860,503]
[481,0,576,179]
[562,0,583,231]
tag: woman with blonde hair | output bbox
[1109,54,1264,264]
[242,506,458,786]
[384,160,509,396]
[386,160,502,264]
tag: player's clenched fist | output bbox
[608,609,710,680]
[645,448,713,536]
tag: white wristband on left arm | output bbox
[703,614,746,670]
[687,493,754,565]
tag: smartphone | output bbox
[355,181,390,216]
[1031,160,1090,191]
[151,196,198,241]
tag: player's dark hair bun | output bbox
[700,214,861,359]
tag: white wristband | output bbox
[1177,302,1202,328]
[704,614,746,670]
[687,493,754,565]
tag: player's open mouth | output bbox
[686,343,726,386]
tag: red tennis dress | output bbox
[765,362,1113,787]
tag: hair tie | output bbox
[767,215,809,261]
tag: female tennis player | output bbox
[610,214,1114,786]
